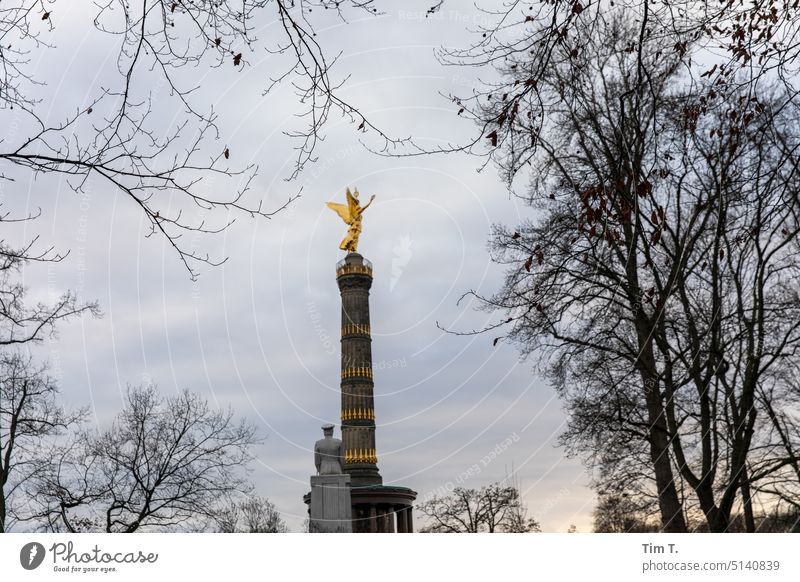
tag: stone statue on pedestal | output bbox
[309,424,352,532]
[314,424,345,475]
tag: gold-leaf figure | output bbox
[326,187,375,252]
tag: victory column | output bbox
[305,188,417,533]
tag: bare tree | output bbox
[0,352,85,532]
[418,482,540,533]
[0,207,97,532]
[0,1,394,277]
[593,493,659,533]
[446,13,689,532]
[440,9,800,533]
[30,384,259,533]
[750,369,800,532]
[212,495,288,533]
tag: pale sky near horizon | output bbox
[4,1,594,532]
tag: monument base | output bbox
[309,474,352,533]
[350,484,417,533]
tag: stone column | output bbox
[337,253,382,487]
[406,506,414,533]
[377,507,385,533]
[397,505,407,533]
[369,504,378,533]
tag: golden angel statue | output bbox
[326,187,375,252]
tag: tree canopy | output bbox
[437,3,800,532]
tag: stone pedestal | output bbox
[310,474,352,533]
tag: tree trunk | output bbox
[740,473,756,533]
[640,367,687,532]
[696,486,728,532]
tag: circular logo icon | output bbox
[20,542,46,570]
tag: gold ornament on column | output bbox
[326,187,376,252]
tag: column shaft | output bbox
[369,504,377,533]
[337,253,381,486]
[397,505,407,533]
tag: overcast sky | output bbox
[6,1,593,532]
